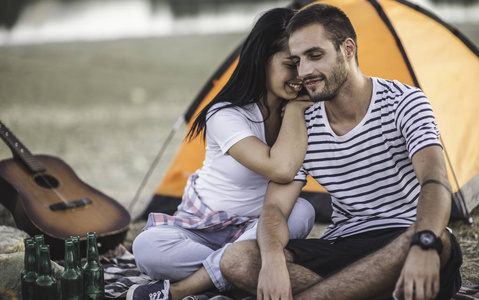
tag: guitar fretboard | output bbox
[0,121,46,173]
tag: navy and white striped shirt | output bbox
[295,77,442,240]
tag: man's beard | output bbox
[306,54,349,102]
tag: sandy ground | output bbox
[1,24,478,286]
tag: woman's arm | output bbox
[227,100,312,183]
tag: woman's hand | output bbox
[282,96,313,117]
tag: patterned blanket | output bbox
[103,248,151,298]
[102,246,479,300]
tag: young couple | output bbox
[129,4,462,300]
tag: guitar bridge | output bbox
[49,198,93,211]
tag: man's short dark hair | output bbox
[287,3,358,63]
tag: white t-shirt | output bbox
[193,102,268,217]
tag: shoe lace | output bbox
[149,291,166,300]
[148,280,170,300]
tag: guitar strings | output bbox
[36,171,71,205]
[1,123,72,206]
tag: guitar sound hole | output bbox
[34,174,59,189]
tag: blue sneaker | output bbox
[126,279,170,300]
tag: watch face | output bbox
[420,232,435,246]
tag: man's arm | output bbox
[413,145,451,233]
[395,145,452,300]
[256,180,304,300]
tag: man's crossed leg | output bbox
[220,226,462,300]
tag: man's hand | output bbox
[394,246,441,300]
[256,181,304,299]
[257,258,292,300]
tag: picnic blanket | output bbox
[103,246,151,298]
[102,245,253,300]
[102,246,479,300]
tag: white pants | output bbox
[132,198,315,291]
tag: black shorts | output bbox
[286,228,462,300]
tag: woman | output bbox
[128,7,314,300]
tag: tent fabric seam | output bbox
[366,0,420,88]
[394,0,479,57]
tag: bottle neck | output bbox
[34,235,45,270]
[86,233,99,262]
[25,242,37,273]
[70,236,81,269]
[38,246,53,276]
[34,235,45,251]
[64,241,76,270]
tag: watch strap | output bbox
[410,230,443,255]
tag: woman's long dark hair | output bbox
[186,7,296,141]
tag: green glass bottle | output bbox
[70,236,82,272]
[21,239,37,300]
[21,237,35,277]
[34,234,45,272]
[35,245,57,300]
[62,240,83,300]
[82,232,104,300]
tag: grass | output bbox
[0,33,245,218]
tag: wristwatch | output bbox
[410,230,443,255]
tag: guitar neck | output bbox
[0,121,46,173]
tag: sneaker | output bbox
[126,279,171,300]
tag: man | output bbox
[220,3,462,300]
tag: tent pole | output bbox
[441,136,473,224]
[128,114,185,216]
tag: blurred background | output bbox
[1,0,478,45]
[1,0,478,220]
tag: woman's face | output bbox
[265,50,303,102]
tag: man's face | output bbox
[289,24,349,102]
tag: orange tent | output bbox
[142,0,479,223]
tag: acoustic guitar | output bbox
[0,121,131,259]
